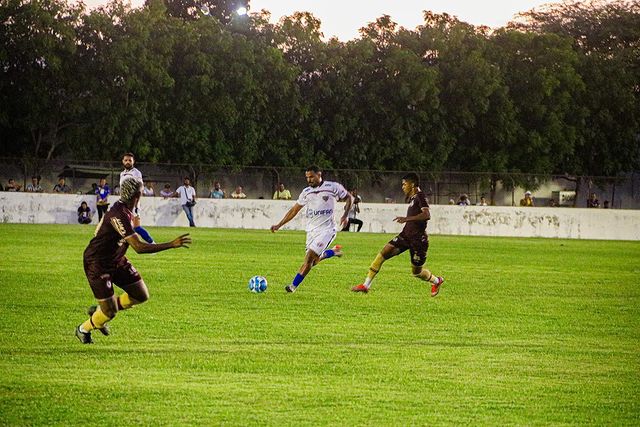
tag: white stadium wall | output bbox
[1,192,639,240]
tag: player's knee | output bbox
[132,288,150,304]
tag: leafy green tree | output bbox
[0,0,84,162]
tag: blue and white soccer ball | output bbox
[248,275,268,293]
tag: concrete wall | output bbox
[1,192,639,240]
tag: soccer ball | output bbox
[248,275,268,293]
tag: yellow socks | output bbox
[364,253,386,288]
[118,293,133,310]
[415,269,438,284]
[81,307,111,332]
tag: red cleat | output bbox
[431,277,444,297]
[351,284,368,293]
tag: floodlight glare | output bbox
[237,6,248,15]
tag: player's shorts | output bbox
[83,257,142,300]
[306,228,337,256]
[388,233,429,267]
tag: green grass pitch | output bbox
[0,224,638,425]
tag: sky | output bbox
[81,0,558,40]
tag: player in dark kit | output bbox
[352,173,444,296]
[75,177,191,344]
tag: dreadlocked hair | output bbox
[120,177,142,203]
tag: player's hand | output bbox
[270,224,280,232]
[172,233,191,248]
[394,216,408,224]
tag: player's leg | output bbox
[112,260,148,309]
[317,231,341,261]
[409,239,444,296]
[352,242,402,292]
[353,218,363,232]
[118,279,150,308]
[133,207,155,244]
[76,269,118,344]
[285,250,320,293]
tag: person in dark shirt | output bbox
[77,201,92,224]
[75,177,191,344]
[352,173,445,296]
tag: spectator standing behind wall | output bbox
[53,177,72,193]
[143,182,155,197]
[231,186,247,199]
[273,183,291,200]
[587,193,600,208]
[25,176,43,192]
[96,178,110,221]
[458,194,470,206]
[5,179,21,191]
[520,191,534,207]
[160,184,173,199]
[210,182,225,199]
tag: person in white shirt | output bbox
[270,165,353,293]
[175,176,197,227]
[120,152,155,243]
[142,182,154,197]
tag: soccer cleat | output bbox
[431,277,445,297]
[87,305,111,336]
[351,284,368,293]
[331,245,343,257]
[285,285,297,293]
[75,325,93,344]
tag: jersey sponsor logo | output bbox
[323,195,329,202]
[307,208,333,217]
[110,217,127,237]
[413,253,421,262]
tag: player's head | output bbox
[122,152,135,170]
[305,165,322,187]
[401,173,419,196]
[120,177,142,204]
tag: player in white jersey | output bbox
[120,153,154,244]
[271,165,353,293]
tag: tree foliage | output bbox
[1,0,638,182]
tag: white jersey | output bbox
[120,167,143,186]
[296,181,348,234]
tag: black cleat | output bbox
[285,285,297,293]
[75,325,93,344]
[87,305,110,336]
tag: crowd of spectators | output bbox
[3,177,616,212]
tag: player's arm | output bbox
[125,233,191,253]
[394,207,430,224]
[339,193,354,228]
[270,203,303,232]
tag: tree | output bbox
[0,0,84,164]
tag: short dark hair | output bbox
[402,173,419,186]
[123,152,135,159]
[306,165,321,173]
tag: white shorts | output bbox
[305,228,337,256]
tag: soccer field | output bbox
[0,224,638,425]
